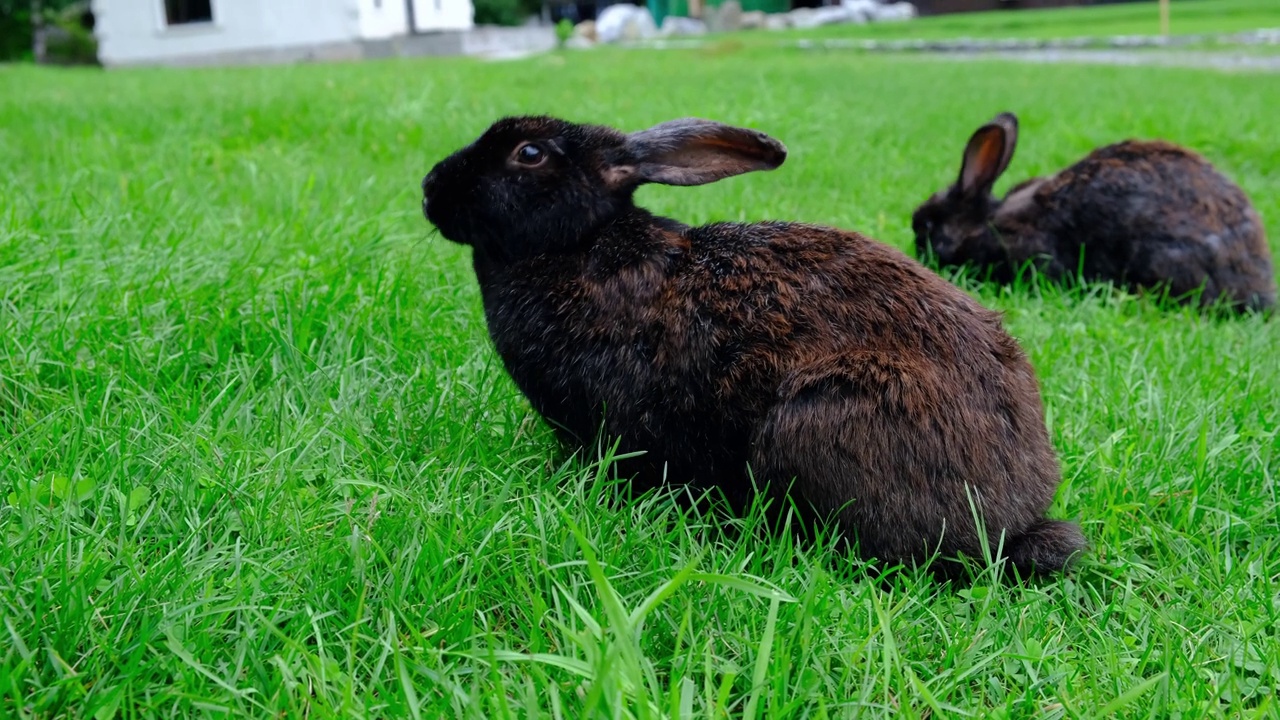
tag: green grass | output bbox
[2,45,1279,718]
[723,0,1280,43]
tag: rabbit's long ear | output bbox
[609,118,787,188]
[958,112,1018,197]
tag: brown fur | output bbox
[424,115,1086,577]
[913,113,1276,312]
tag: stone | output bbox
[596,4,657,44]
[762,13,790,31]
[739,10,766,30]
[872,2,918,22]
[660,16,708,36]
[786,8,815,28]
[621,14,657,41]
[705,0,743,33]
[840,0,876,22]
[789,6,863,29]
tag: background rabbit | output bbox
[912,112,1276,312]
[422,115,1086,577]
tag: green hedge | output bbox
[0,0,36,60]
[473,0,545,26]
[0,0,95,62]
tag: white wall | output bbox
[410,0,473,32]
[93,0,362,66]
[356,0,409,40]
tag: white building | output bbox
[92,0,476,67]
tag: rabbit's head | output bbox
[912,112,1019,266]
[422,116,787,262]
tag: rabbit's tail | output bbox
[1004,518,1086,576]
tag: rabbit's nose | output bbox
[421,172,435,196]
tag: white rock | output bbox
[739,10,766,29]
[786,8,816,28]
[660,16,708,36]
[868,1,917,22]
[789,6,864,28]
[840,0,877,20]
[762,13,790,31]
[596,4,658,43]
[707,0,743,33]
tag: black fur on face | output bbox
[912,189,995,266]
[914,112,1018,269]
[422,116,635,262]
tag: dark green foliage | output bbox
[556,16,575,46]
[472,0,546,27]
[474,0,527,26]
[0,0,36,60]
[42,9,97,65]
[0,0,94,62]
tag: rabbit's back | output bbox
[672,222,1018,372]
[676,223,1061,530]
[1012,140,1275,309]
[478,215,1056,505]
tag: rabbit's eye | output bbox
[514,143,546,167]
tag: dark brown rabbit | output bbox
[912,112,1276,312]
[422,115,1085,577]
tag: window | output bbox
[164,0,213,25]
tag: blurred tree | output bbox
[0,0,82,60]
[474,0,553,26]
[474,0,525,25]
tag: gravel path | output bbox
[636,28,1280,72]
[783,28,1280,72]
[943,49,1280,72]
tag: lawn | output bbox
[3,41,1280,719]
[747,0,1280,43]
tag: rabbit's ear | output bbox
[958,112,1018,197]
[610,118,787,188]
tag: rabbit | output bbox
[421,115,1086,578]
[912,111,1276,313]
